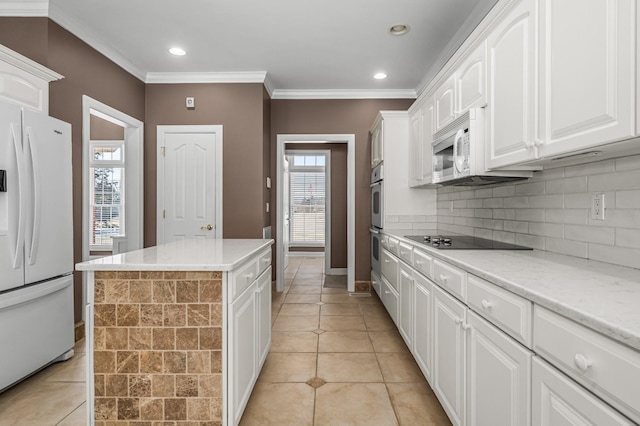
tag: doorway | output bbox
[276,134,355,292]
[156,125,223,243]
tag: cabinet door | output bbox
[457,41,487,115]
[413,273,433,384]
[229,282,257,425]
[421,101,435,183]
[466,311,532,426]
[408,106,424,187]
[486,0,538,169]
[532,358,634,426]
[435,75,457,131]
[433,285,466,426]
[256,267,272,368]
[538,0,635,159]
[398,263,414,348]
[371,124,382,167]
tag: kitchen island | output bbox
[76,238,273,426]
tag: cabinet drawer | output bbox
[467,275,532,348]
[257,249,272,276]
[433,259,466,302]
[380,276,399,325]
[381,249,399,291]
[413,249,433,279]
[371,271,382,299]
[397,242,413,265]
[387,237,400,256]
[230,258,259,302]
[534,306,640,423]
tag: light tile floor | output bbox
[0,256,451,425]
[240,256,451,426]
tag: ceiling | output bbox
[5,0,499,98]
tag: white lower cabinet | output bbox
[413,272,433,384]
[380,276,399,325]
[532,357,635,426]
[256,267,272,368]
[466,310,532,426]
[433,285,467,426]
[398,262,414,348]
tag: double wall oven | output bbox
[370,163,383,277]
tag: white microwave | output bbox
[432,108,530,186]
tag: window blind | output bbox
[289,158,326,245]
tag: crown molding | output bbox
[145,71,268,84]
[0,1,48,16]
[271,89,417,100]
[0,43,63,80]
[48,2,146,81]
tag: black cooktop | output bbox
[404,235,533,250]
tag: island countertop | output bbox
[76,238,274,272]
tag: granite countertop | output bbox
[76,239,274,272]
[382,229,640,352]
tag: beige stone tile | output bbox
[288,286,322,294]
[321,287,350,294]
[291,278,323,286]
[363,311,398,331]
[272,315,320,332]
[355,294,380,304]
[284,293,321,304]
[318,332,374,353]
[43,354,86,383]
[315,383,398,425]
[240,382,314,426]
[321,294,360,304]
[317,353,382,383]
[57,402,87,425]
[319,315,366,332]
[278,303,320,316]
[360,303,390,317]
[0,381,86,425]
[271,331,318,352]
[321,303,362,316]
[377,352,424,382]
[369,331,410,353]
[74,338,86,354]
[258,353,317,383]
[387,382,452,425]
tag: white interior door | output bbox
[157,126,223,243]
[283,157,290,270]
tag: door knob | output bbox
[201,224,213,231]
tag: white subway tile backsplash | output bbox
[434,156,640,269]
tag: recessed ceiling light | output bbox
[389,24,410,36]
[169,47,186,56]
[374,72,388,80]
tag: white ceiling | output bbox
[3,0,499,98]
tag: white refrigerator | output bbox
[0,100,75,391]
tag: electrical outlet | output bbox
[449,201,454,213]
[591,193,605,220]
[266,202,270,213]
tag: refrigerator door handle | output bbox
[26,127,40,265]
[11,123,25,269]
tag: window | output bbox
[288,154,326,246]
[89,141,125,250]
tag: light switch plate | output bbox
[186,97,195,109]
[266,177,271,189]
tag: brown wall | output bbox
[271,99,414,280]
[0,18,146,324]
[286,143,347,269]
[144,83,267,244]
[90,115,125,140]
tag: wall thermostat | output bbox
[186,97,195,109]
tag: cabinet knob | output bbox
[455,317,463,325]
[246,272,255,282]
[416,260,423,266]
[384,290,391,295]
[574,354,592,373]
[481,299,492,310]
[439,274,448,284]
[462,322,472,331]
[400,250,406,255]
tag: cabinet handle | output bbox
[400,250,406,255]
[416,260,423,266]
[462,322,472,331]
[439,274,448,284]
[384,259,390,263]
[574,354,592,373]
[384,290,391,295]
[481,299,492,310]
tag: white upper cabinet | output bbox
[435,74,457,131]
[371,121,383,168]
[486,0,538,169]
[456,41,487,115]
[537,0,635,159]
[409,97,435,187]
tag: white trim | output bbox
[146,71,267,84]
[48,3,146,81]
[271,89,417,100]
[326,268,348,276]
[156,125,223,243]
[0,43,63,81]
[0,1,48,16]
[277,134,355,293]
[285,149,331,274]
[82,95,144,263]
[287,251,324,258]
